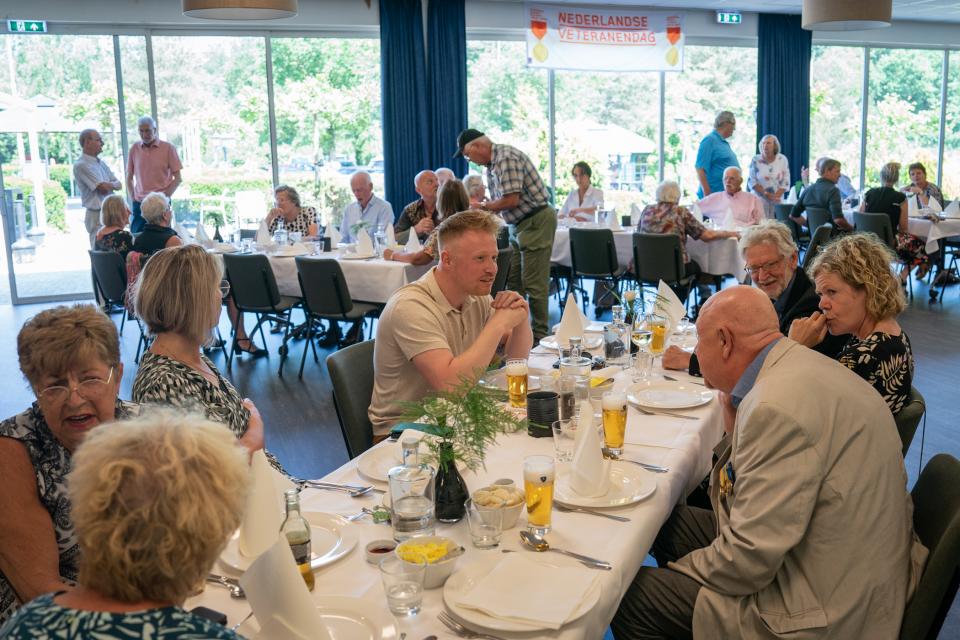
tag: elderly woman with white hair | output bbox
[130,191,182,257]
[0,411,249,638]
[748,134,791,217]
[638,180,739,303]
[463,174,486,208]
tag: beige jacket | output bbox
[672,339,927,639]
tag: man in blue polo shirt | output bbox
[695,111,739,198]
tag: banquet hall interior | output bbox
[2,0,960,638]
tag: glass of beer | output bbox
[645,313,669,356]
[505,359,529,408]
[523,455,555,536]
[601,391,628,456]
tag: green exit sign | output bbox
[716,11,742,25]
[8,20,48,34]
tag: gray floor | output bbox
[1,276,958,635]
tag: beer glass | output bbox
[505,358,528,408]
[645,313,669,356]
[601,391,628,456]
[523,455,555,535]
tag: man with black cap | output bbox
[455,128,557,341]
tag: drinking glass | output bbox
[551,418,577,462]
[505,358,528,408]
[558,376,577,420]
[465,498,503,549]
[379,555,426,616]
[523,455,555,536]
[633,351,654,382]
[601,391,628,456]
[645,313,669,356]
[289,231,303,245]
[388,460,436,542]
[241,238,253,253]
[632,314,653,353]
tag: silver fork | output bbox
[554,503,631,522]
[662,374,706,386]
[630,403,698,421]
[438,612,506,640]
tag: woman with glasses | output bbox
[0,305,138,624]
[132,244,283,470]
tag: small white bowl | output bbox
[395,536,459,589]
[365,539,397,565]
[473,483,525,529]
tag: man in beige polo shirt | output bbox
[369,210,533,436]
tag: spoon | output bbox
[518,530,612,570]
[302,481,376,497]
[206,574,245,598]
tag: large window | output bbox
[865,48,943,188]
[664,45,758,201]
[943,51,960,199]
[810,45,864,188]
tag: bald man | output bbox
[339,171,395,243]
[434,167,455,187]
[613,286,925,640]
[395,170,440,243]
[696,166,765,227]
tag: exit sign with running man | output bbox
[8,20,48,34]
[716,11,742,25]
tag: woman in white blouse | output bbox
[560,161,604,222]
[747,134,791,218]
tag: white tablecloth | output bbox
[188,357,723,639]
[842,212,960,254]
[552,225,744,277]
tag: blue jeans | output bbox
[130,200,145,234]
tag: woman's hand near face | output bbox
[788,312,828,348]
[267,208,283,224]
[239,398,265,458]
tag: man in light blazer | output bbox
[613,286,927,639]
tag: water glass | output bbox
[231,229,242,246]
[465,498,503,549]
[633,351,654,382]
[551,418,577,462]
[241,238,253,253]
[289,231,303,245]
[379,555,426,616]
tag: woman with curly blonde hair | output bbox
[788,232,913,414]
[0,411,249,638]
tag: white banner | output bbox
[524,3,684,72]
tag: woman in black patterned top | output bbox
[265,184,319,236]
[0,305,137,625]
[92,194,134,259]
[789,233,913,414]
[132,244,284,471]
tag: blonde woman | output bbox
[93,194,134,258]
[789,233,913,414]
[0,412,248,638]
[132,245,282,469]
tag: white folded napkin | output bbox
[239,450,285,558]
[784,186,798,205]
[405,226,422,252]
[174,221,195,244]
[907,193,919,216]
[630,202,642,226]
[655,280,686,328]
[929,196,943,213]
[689,202,703,222]
[195,222,212,246]
[256,219,271,246]
[454,553,599,630]
[555,294,587,348]
[569,405,610,497]
[356,230,375,256]
[608,210,622,231]
[240,538,333,640]
[943,199,960,218]
[327,225,341,247]
[386,224,396,246]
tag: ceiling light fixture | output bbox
[802,0,891,31]
[182,0,298,20]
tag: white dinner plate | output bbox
[555,461,657,508]
[539,332,604,351]
[357,438,467,484]
[477,367,548,393]
[238,596,398,640]
[206,243,238,254]
[272,246,310,257]
[340,252,376,260]
[220,512,357,572]
[627,380,714,409]
[442,555,601,632]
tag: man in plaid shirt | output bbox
[455,129,557,341]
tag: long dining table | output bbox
[187,342,724,639]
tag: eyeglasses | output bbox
[38,367,115,403]
[743,257,784,276]
[219,282,231,298]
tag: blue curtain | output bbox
[426,0,468,177]
[757,13,811,184]
[379,0,429,214]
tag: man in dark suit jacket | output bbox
[664,220,847,375]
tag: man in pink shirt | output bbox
[126,116,183,233]
[697,167,765,227]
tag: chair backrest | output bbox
[894,386,926,457]
[855,211,897,250]
[295,257,354,317]
[88,250,127,303]
[632,232,685,284]
[900,454,960,640]
[802,224,833,271]
[774,204,794,223]
[491,246,513,296]
[496,225,510,250]
[239,228,257,240]
[326,339,376,459]
[222,253,282,311]
[569,228,618,278]
[806,207,833,232]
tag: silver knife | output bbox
[629,402,699,421]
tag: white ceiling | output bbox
[515,0,960,23]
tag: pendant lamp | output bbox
[182,0,298,20]
[802,0,891,31]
